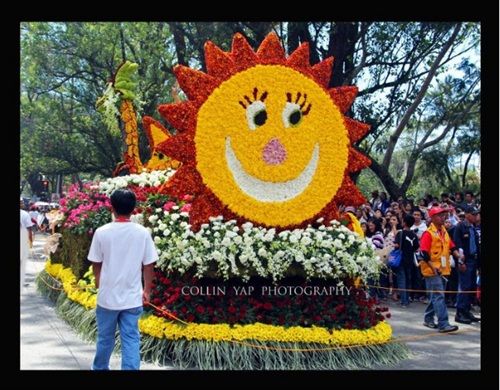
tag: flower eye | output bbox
[246,101,267,130]
[282,102,302,128]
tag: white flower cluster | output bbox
[150,210,382,283]
[98,169,176,195]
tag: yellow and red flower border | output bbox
[44,260,392,346]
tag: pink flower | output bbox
[163,201,176,212]
[182,194,193,202]
[180,203,192,213]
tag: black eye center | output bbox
[158,153,164,160]
[254,110,267,126]
[289,110,302,125]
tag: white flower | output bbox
[333,239,343,248]
[300,236,312,246]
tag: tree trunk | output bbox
[368,158,403,201]
[461,150,474,188]
[287,22,319,64]
[328,22,359,87]
[168,22,187,66]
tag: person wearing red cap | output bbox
[418,206,463,333]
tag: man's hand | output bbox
[142,289,151,305]
[431,265,441,276]
[458,262,467,273]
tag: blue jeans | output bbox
[396,265,412,305]
[424,275,450,330]
[456,260,477,312]
[92,305,143,370]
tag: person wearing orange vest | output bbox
[419,206,464,333]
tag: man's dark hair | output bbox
[110,189,136,216]
[441,193,448,198]
[412,208,422,216]
[403,214,415,228]
[465,190,474,197]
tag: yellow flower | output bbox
[138,313,392,346]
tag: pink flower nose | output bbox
[262,138,287,165]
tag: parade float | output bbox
[37,32,409,369]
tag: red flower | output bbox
[195,305,205,314]
[263,302,273,310]
[186,314,195,322]
[335,304,345,313]
[228,306,237,314]
[385,313,391,319]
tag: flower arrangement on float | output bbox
[37,31,409,369]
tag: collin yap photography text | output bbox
[181,285,353,296]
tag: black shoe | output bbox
[423,321,438,329]
[455,314,472,324]
[466,312,480,322]
[439,325,459,333]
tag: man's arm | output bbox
[450,226,466,271]
[142,263,155,304]
[92,262,102,288]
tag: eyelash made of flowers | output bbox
[286,92,311,115]
[238,87,268,109]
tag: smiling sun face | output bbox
[158,33,370,229]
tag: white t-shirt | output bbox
[88,221,158,310]
[20,210,34,266]
[21,209,34,229]
[410,221,427,239]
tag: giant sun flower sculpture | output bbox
[158,32,371,229]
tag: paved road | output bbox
[21,233,480,370]
[20,233,169,370]
[377,296,480,369]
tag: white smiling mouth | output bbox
[225,137,319,202]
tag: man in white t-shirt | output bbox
[20,200,34,290]
[88,189,158,370]
[410,208,427,239]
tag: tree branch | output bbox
[381,24,461,169]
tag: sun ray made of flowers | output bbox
[157,32,370,230]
